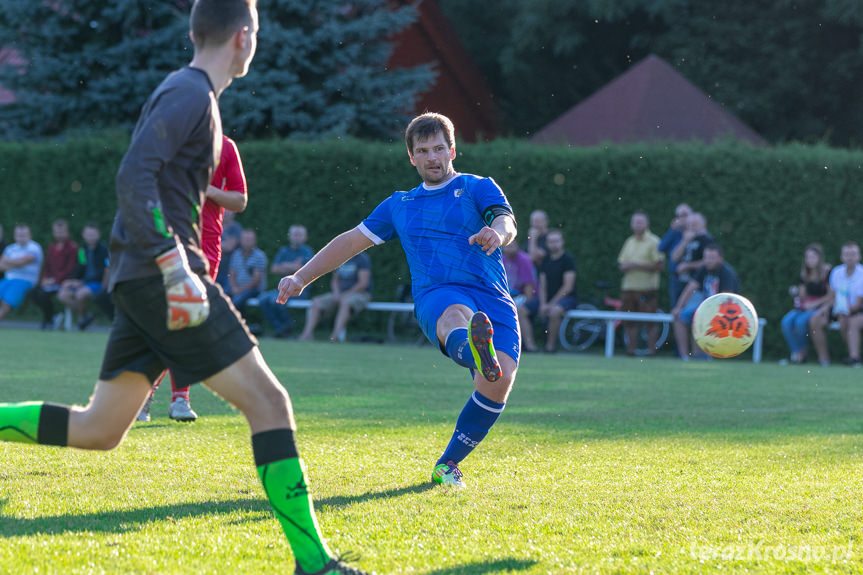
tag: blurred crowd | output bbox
[0,206,854,365]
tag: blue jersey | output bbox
[358,173,513,301]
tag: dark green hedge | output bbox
[2,136,862,357]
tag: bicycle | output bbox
[559,281,670,354]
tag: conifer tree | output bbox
[0,0,433,140]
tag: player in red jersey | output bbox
[138,135,248,422]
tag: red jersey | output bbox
[201,135,247,276]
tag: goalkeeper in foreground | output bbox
[0,1,368,574]
[278,112,521,489]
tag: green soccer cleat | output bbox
[432,460,466,488]
[468,311,501,382]
[294,555,370,575]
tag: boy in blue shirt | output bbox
[278,113,520,488]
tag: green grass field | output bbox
[1,328,862,574]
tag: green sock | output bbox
[0,401,69,445]
[253,429,331,573]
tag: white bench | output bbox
[562,309,768,363]
[246,297,414,313]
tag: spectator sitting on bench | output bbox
[671,243,740,360]
[228,228,267,316]
[30,219,79,330]
[828,241,863,367]
[780,243,833,366]
[0,223,44,322]
[58,222,109,331]
[260,224,315,338]
[503,240,536,306]
[299,251,372,342]
[517,229,577,353]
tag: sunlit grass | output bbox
[1,328,861,573]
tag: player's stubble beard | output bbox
[422,163,455,186]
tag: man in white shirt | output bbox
[828,241,863,366]
[0,223,44,321]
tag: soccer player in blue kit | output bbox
[278,112,519,488]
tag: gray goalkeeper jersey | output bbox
[108,67,222,290]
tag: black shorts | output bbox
[99,274,257,386]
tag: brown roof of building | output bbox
[388,0,497,142]
[531,54,765,146]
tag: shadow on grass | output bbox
[316,482,435,510]
[423,558,538,574]
[0,483,434,538]
[0,497,270,537]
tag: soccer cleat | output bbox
[169,397,198,422]
[136,396,153,423]
[468,311,501,382]
[431,460,466,488]
[294,555,371,575]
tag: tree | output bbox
[440,0,863,146]
[0,0,434,141]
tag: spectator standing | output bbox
[658,203,692,308]
[671,212,713,300]
[780,244,833,366]
[298,252,372,342]
[0,223,44,321]
[671,243,740,360]
[57,223,110,331]
[259,224,315,338]
[828,242,863,366]
[517,229,577,353]
[618,210,665,356]
[30,219,79,330]
[526,209,550,267]
[228,228,267,315]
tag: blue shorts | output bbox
[85,281,103,296]
[0,278,34,308]
[414,282,521,364]
[677,291,705,324]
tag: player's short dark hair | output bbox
[83,221,99,230]
[190,0,256,49]
[405,113,455,154]
[52,218,68,227]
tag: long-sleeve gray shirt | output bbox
[109,67,222,290]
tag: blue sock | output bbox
[437,391,505,466]
[445,328,475,369]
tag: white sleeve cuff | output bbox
[357,223,385,245]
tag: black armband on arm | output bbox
[482,204,515,227]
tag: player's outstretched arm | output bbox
[277,227,374,304]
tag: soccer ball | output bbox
[692,293,759,358]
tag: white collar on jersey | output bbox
[421,172,460,191]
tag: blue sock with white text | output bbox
[437,391,505,466]
[445,328,475,369]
